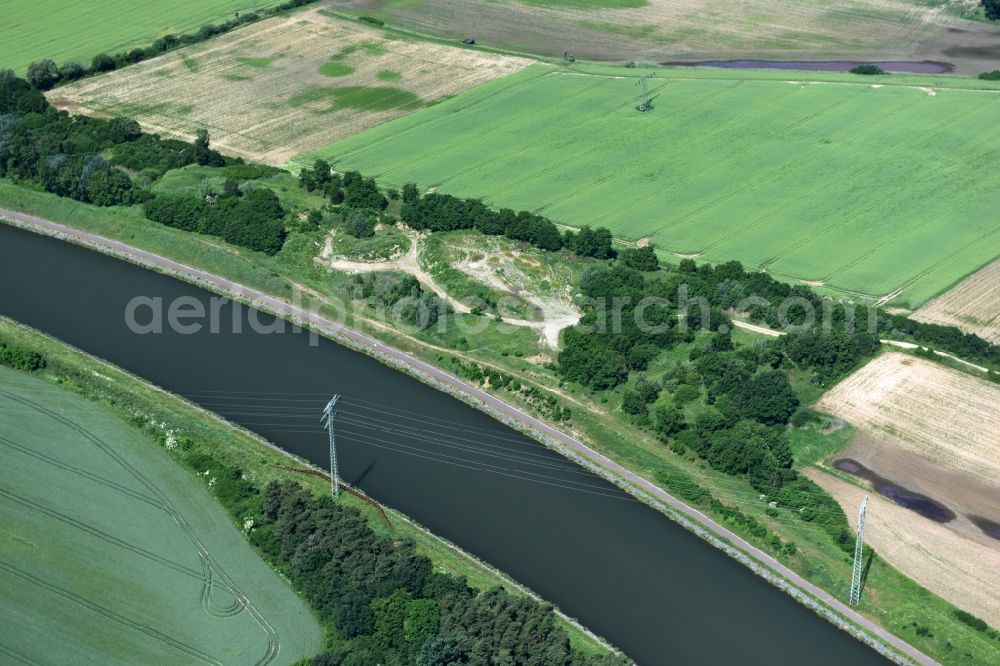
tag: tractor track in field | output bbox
[0,486,208,582]
[0,389,281,666]
[376,74,621,185]
[546,82,855,226]
[755,93,1000,272]
[0,559,225,666]
[0,642,43,666]
[0,434,162,509]
[452,80,750,205]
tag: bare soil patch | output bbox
[817,352,1000,489]
[912,258,1000,343]
[51,9,530,164]
[807,469,1000,629]
[330,0,1000,71]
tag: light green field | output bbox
[0,1,270,75]
[0,367,323,665]
[303,64,1000,307]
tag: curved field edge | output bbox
[0,365,324,664]
[297,63,1000,309]
[4,203,998,666]
[0,316,614,659]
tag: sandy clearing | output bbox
[50,9,531,164]
[316,227,575,348]
[913,258,1000,343]
[817,352,1000,489]
[807,469,1000,628]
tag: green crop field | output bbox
[0,368,323,665]
[303,64,1000,307]
[0,0,260,75]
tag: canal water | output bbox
[0,224,886,665]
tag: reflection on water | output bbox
[662,60,954,74]
[833,459,956,523]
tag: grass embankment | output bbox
[0,317,611,657]
[302,63,1000,308]
[3,181,999,662]
[0,364,323,664]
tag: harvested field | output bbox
[51,9,531,164]
[816,352,1000,489]
[807,469,1000,630]
[912,258,1000,343]
[305,64,1000,305]
[329,0,1000,71]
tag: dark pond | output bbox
[662,60,954,74]
[833,459,956,523]
[0,224,887,665]
[969,515,1000,541]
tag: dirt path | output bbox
[732,319,990,373]
[318,227,577,348]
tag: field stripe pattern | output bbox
[305,66,1000,306]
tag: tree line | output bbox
[180,441,628,665]
[23,0,321,89]
[0,70,292,255]
[400,190,615,258]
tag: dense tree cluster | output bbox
[0,342,46,372]
[349,272,450,330]
[618,246,659,271]
[298,159,388,211]
[559,263,682,390]
[246,480,626,665]
[984,0,1000,21]
[20,0,321,85]
[144,187,287,255]
[397,189,614,257]
[177,445,626,665]
[0,70,226,208]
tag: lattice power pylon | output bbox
[850,494,869,605]
[636,73,654,112]
[321,395,341,498]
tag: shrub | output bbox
[108,117,142,143]
[849,64,886,75]
[91,53,116,73]
[346,209,376,238]
[0,343,46,372]
[58,61,86,81]
[979,70,1000,80]
[26,60,59,90]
